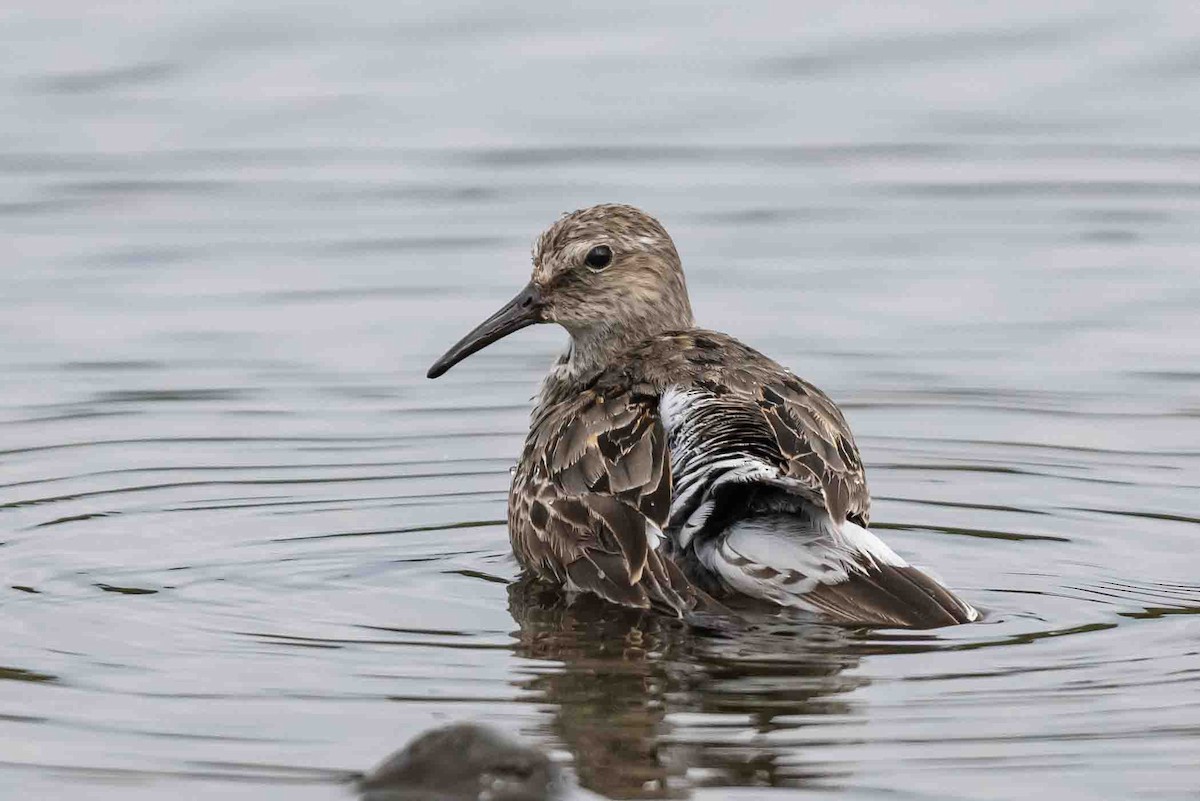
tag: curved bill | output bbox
[427,283,544,379]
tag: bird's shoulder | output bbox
[598,328,870,526]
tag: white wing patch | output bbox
[660,387,788,548]
[658,386,699,437]
[657,388,978,625]
[837,520,909,569]
[701,515,908,604]
[645,520,663,551]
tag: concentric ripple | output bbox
[3,1,1200,799]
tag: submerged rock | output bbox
[359,722,595,801]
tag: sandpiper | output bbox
[428,204,978,628]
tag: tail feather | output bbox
[699,514,978,628]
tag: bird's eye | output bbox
[584,245,613,270]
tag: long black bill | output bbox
[426,283,544,379]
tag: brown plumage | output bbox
[428,204,978,628]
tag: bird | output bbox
[427,204,978,628]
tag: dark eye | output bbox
[584,245,613,270]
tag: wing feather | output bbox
[709,517,979,627]
[756,377,870,525]
[510,386,702,615]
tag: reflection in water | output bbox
[508,579,866,797]
[3,1,1200,798]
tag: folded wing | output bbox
[509,384,700,615]
[661,372,977,628]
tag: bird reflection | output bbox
[507,578,867,798]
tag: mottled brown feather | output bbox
[510,385,701,615]
[510,331,875,618]
[593,330,871,528]
[798,563,976,628]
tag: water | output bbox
[2,2,1199,798]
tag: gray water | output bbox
[3,2,1199,799]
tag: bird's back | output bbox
[511,329,977,627]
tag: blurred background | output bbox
[2,2,1199,799]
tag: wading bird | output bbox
[428,205,977,628]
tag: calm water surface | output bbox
[2,2,1199,799]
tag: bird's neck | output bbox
[536,311,694,407]
[569,301,695,375]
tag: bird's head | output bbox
[427,204,694,379]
